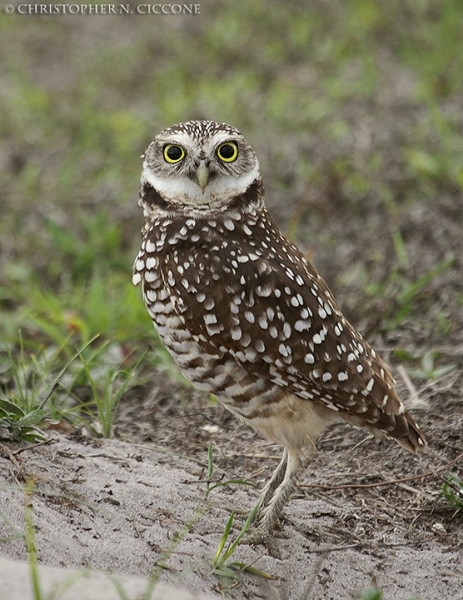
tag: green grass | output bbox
[204,443,268,580]
[440,472,463,518]
[359,590,383,600]
[0,334,147,440]
[358,588,419,600]
[364,258,455,330]
[211,504,268,581]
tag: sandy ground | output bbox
[0,555,218,600]
[1,415,462,600]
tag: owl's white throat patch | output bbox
[142,163,260,212]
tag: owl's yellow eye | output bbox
[217,142,238,163]
[163,144,185,163]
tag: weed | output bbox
[23,479,95,600]
[358,588,418,600]
[1,1,462,597]
[1,337,52,417]
[440,473,463,518]
[359,589,383,600]
[205,443,269,580]
[406,351,457,382]
[0,334,143,441]
[0,398,46,443]
[141,502,210,600]
[25,479,88,600]
[0,339,62,442]
[211,503,268,580]
[24,480,42,600]
[366,258,454,330]
[77,343,145,438]
[205,442,258,500]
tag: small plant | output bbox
[0,398,46,443]
[211,502,267,579]
[0,335,140,442]
[358,588,419,600]
[206,443,270,580]
[205,442,258,500]
[359,589,383,600]
[24,479,89,600]
[406,351,456,382]
[77,343,144,438]
[1,338,53,418]
[366,258,454,330]
[440,472,463,518]
[0,339,69,442]
[140,502,209,600]
[24,480,43,600]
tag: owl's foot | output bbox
[242,525,283,559]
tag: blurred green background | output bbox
[0,0,462,437]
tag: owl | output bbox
[133,120,426,549]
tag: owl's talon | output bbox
[242,527,282,559]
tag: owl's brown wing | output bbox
[158,228,423,448]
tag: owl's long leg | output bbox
[254,449,288,514]
[245,446,315,553]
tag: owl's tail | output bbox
[392,411,427,454]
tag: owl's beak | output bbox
[195,161,209,194]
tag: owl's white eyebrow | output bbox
[160,132,194,149]
[209,132,238,147]
[160,131,238,152]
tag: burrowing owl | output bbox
[133,120,426,547]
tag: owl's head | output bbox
[140,120,262,215]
